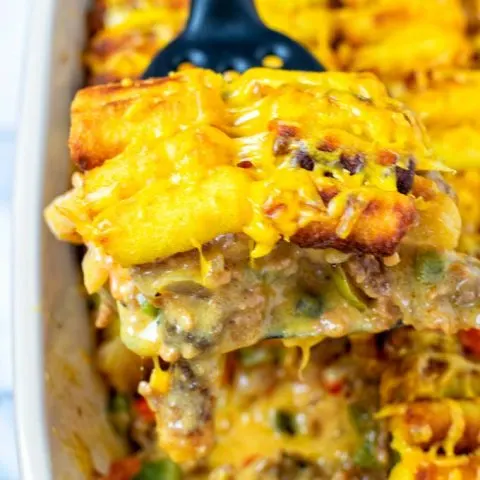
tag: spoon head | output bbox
[142,28,325,78]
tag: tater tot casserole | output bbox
[45,1,480,479]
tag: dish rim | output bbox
[13,0,55,478]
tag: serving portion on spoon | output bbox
[46,67,470,354]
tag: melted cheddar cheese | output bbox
[45,68,459,267]
[209,374,359,471]
[393,71,480,257]
[382,401,480,480]
[378,329,480,480]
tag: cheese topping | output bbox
[46,68,459,266]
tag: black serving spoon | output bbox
[142,0,325,78]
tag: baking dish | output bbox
[15,1,480,478]
[13,0,125,478]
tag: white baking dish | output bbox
[13,1,125,478]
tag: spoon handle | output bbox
[185,0,263,38]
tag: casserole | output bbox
[14,0,480,479]
[44,66,480,478]
[14,0,124,478]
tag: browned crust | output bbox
[89,30,159,62]
[292,194,417,256]
[69,77,177,170]
[86,73,121,86]
[87,0,105,36]
[402,401,480,453]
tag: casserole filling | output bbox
[99,329,480,479]
[101,236,480,362]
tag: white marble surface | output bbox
[1,0,29,477]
